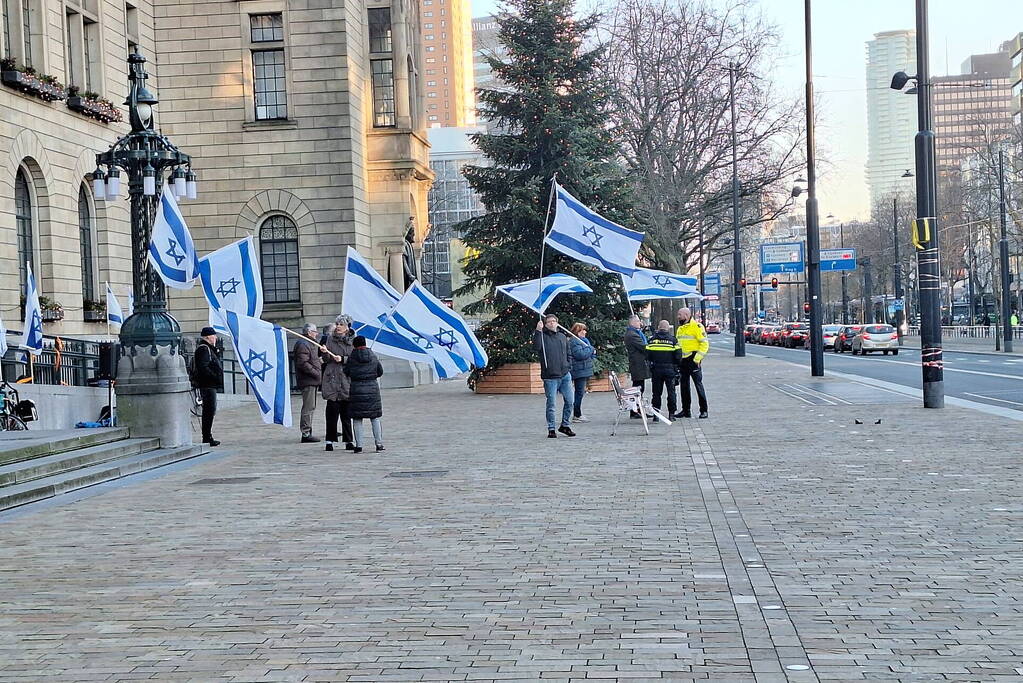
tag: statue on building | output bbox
[402,217,418,291]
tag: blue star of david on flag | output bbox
[581,224,603,248]
[434,328,457,349]
[165,238,186,266]
[216,277,241,297]
[29,310,43,339]
[620,267,702,301]
[242,349,273,382]
[653,274,673,287]
[412,333,434,350]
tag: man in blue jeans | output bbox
[534,314,576,439]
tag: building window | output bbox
[3,0,39,65]
[65,0,101,92]
[250,12,283,42]
[124,1,138,55]
[368,7,391,54]
[2,0,11,58]
[424,23,433,29]
[253,49,287,120]
[425,46,434,52]
[259,215,301,304]
[15,168,33,291]
[371,58,395,127]
[78,184,96,303]
[248,12,287,121]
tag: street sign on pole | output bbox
[704,272,721,296]
[760,242,805,274]
[819,247,857,272]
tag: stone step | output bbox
[0,444,207,512]
[0,428,131,467]
[0,437,162,488]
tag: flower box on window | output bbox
[0,59,67,103]
[67,87,123,123]
[41,307,64,322]
[84,310,105,322]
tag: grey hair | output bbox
[335,314,353,326]
[302,322,318,334]
[629,314,642,324]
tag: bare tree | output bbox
[597,0,806,277]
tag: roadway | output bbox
[710,334,1023,413]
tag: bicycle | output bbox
[0,381,34,431]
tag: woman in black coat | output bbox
[343,335,384,453]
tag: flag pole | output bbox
[538,177,558,366]
[620,274,636,317]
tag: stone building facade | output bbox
[155,0,433,333]
[2,0,432,343]
[1,0,154,338]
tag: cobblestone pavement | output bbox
[1,354,1022,682]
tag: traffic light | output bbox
[771,277,779,289]
[803,302,811,315]
[739,278,747,289]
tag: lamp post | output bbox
[802,0,824,376]
[729,62,745,357]
[92,51,199,445]
[998,149,1013,352]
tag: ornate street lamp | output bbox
[91,51,199,445]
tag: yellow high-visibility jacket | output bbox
[676,319,709,363]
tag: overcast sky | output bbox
[468,0,1019,221]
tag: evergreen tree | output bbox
[455,0,635,381]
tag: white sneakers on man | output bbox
[572,415,591,423]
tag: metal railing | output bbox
[1,332,104,386]
[905,325,1023,340]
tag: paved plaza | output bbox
[2,353,1022,682]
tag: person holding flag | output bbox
[534,314,575,439]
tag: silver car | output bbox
[851,324,899,355]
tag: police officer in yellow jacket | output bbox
[675,307,709,418]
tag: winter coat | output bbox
[534,328,571,379]
[344,347,384,419]
[320,331,355,401]
[294,337,322,389]
[624,326,651,381]
[192,339,224,391]
[569,336,596,379]
[645,329,683,377]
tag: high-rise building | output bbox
[933,46,1014,176]
[865,30,917,206]
[1010,33,1023,127]
[471,15,508,128]
[419,0,475,127]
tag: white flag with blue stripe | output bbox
[545,183,644,276]
[341,246,430,364]
[222,310,292,427]
[199,236,263,333]
[387,281,489,379]
[21,261,44,355]
[0,311,8,358]
[621,267,703,301]
[127,292,134,317]
[496,273,593,314]
[106,282,125,326]
[148,183,199,289]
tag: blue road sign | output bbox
[819,247,857,272]
[706,300,721,309]
[704,272,721,296]
[760,242,805,274]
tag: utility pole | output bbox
[893,195,904,344]
[912,0,944,407]
[729,62,745,357]
[998,149,1013,352]
[803,0,824,376]
[698,227,707,323]
[840,222,850,324]
[862,256,873,324]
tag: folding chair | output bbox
[609,371,649,436]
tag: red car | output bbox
[780,323,809,348]
[833,325,863,353]
[706,322,721,334]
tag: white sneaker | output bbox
[573,415,591,423]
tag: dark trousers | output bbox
[325,399,353,444]
[650,373,677,415]
[572,377,588,417]
[678,358,708,415]
[198,387,217,441]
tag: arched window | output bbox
[14,168,34,291]
[78,184,96,302]
[258,215,300,303]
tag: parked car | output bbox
[780,323,809,348]
[821,324,842,350]
[767,325,786,346]
[752,325,770,344]
[851,324,899,355]
[706,321,721,334]
[744,324,757,341]
[833,325,863,353]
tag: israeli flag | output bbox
[20,261,44,355]
[341,247,430,364]
[199,236,263,333]
[387,282,488,379]
[0,312,8,358]
[127,292,134,317]
[496,274,593,314]
[621,267,703,301]
[106,282,125,326]
[148,183,199,289]
[545,183,644,276]
[222,310,292,427]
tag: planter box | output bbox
[41,308,64,322]
[83,310,105,322]
[473,362,544,394]
[2,70,66,102]
[586,375,613,392]
[67,95,122,123]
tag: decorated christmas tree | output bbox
[455,0,635,382]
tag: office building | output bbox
[865,30,917,206]
[419,0,475,127]
[1010,33,1022,127]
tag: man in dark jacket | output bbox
[624,314,651,418]
[645,320,682,420]
[294,322,323,443]
[192,326,224,447]
[534,314,576,439]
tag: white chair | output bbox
[609,371,648,436]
